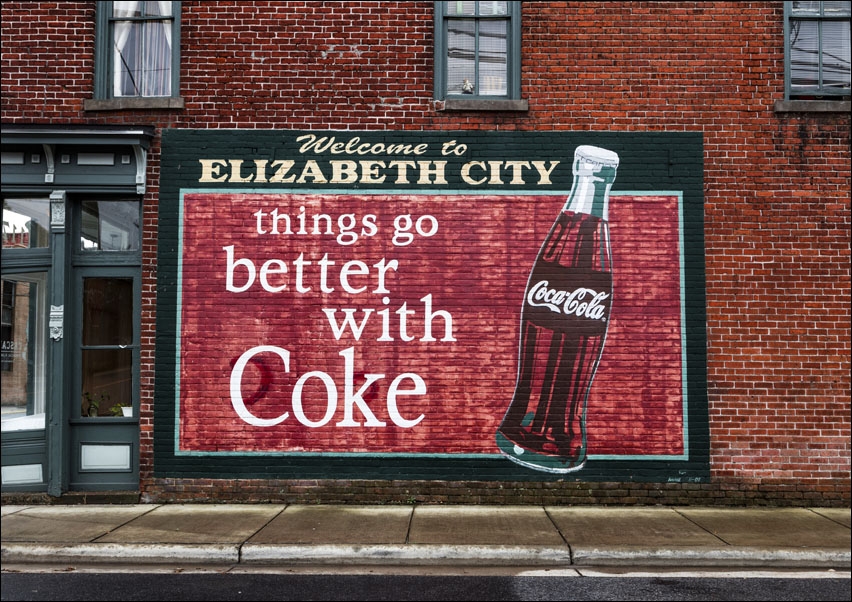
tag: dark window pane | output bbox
[82,278,133,346]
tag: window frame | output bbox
[784,1,851,99]
[93,1,182,101]
[434,1,523,105]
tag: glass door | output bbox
[68,268,140,490]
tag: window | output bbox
[0,280,13,372]
[785,1,851,98]
[2,198,51,432]
[434,1,523,104]
[2,198,51,250]
[72,199,142,420]
[0,273,48,431]
[79,276,138,418]
[80,200,141,252]
[94,1,181,100]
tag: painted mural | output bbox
[157,130,707,482]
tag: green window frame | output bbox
[94,1,182,100]
[434,1,522,100]
[784,1,851,99]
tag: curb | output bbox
[241,544,572,566]
[1,543,239,565]
[3,543,850,569]
[570,546,852,568]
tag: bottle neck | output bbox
[563,164,617,220]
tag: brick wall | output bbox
[2,1,849,505]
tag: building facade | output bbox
[1,1,849,506]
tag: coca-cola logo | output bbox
[526,280,609,321]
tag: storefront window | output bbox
[0,273,48,432]
[80,200,141,251]
[2,198,50,249]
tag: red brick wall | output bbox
[2,1,849,504]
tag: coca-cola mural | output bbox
[156,130,708,482]
[497,146,618,473]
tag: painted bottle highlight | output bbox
[496,145,619,473]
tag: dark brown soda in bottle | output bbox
[496,145,619,473]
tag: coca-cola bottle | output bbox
[496,145,619,473]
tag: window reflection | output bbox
[445,2,509,96]
[3,199,50,249]
[789,1,852,94]
[791,19,851,90]
[81,200,140,251]
[448,19,477,93]
[446,2,507,16]
[1,273,47,432]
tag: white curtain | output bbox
[112,1,173,97]
[112,1,139,96]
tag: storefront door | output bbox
[68,268,140,490]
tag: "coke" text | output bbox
[526,281,609,321]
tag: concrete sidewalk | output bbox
[1,504,849,570]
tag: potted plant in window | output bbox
[83,392,109,417]
[109,402,133,417]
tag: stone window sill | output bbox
[774,100,850,113]
[435,99,529,112]
[84,97,185,111]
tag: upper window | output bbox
[80,200,141,252]
[2,198,51,250]
[434,1,521,100]
[785,1,851,99]
[94,1,181,99]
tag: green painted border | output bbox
[155,130,708,482]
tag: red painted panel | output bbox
[177,193,683,456]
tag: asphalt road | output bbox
[2,569,850,601]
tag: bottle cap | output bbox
[574,145,619,169]
[565,145,619,220]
